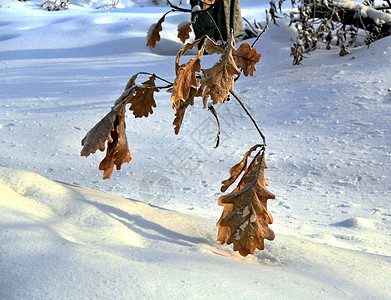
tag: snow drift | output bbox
[1,166,390,299]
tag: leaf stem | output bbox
[251,24,269,48]
[152,73,174,85]
[229,90,266,146]
[206,10,225,43]
[207,103,221,148]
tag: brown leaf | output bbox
[123,73,139,91]
[146,14,165,49]
[217,149,275,256]
[200,33,241,105]
[204,37,223,55]
[232,43,262,76]
[81,103,132,179]
[128,75,159,118]
[175,38,202,75]
[172,87,196,134]
[171,41,204,109]
[177,21,192,44]
[220,144,263,192]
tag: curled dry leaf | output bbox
[217,148,275,256]
[220,144,263,192]
[123,73,139,92]
[200,33,241,105]
[177,21,193,44]
[174,38,202,74]
[146,14,166,49]
[172,87,196,135]
[128,75,159,118]
[81,103,132,179]
[171,39,204,109]
[204,37,223,55]
[232,43,262,76]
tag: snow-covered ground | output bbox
[1,0,390,298]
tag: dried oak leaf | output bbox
[174,38,202,75]
[123,73,139,91]
[204,37,224,55]
[171,39,204,109]
[146,14,166,49]
[172,87,196,135]
[232,43,262,76]
[177,21,193,44]
[217,149,275,256]
[200,33,241,105]
[128,75,159,118]
[81,103,132,179]
[221,144,263,192]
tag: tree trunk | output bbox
[190,0,243,43]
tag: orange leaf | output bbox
[146,14,165,49]
[123,73,139,91]
[200,32,241,105]
[221,144,263,192]
[204,37,224,55]
[175,38,202,75]
[81,103,132,179]
[177,21,192,44]
[128,75,159,118]
[232,43,262,76]
[172,87,196,135]
[217,149,275,256]
[171,41,204,109]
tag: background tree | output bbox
[190,0,243,43]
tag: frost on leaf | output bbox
[146,14,166,49]
[128,75,159,118]
[177,21,192,44]
[81,103,132,179]
[200,32,241,105]
[217,147,275,256]
[171,39,204,109]
[232,43,262,76]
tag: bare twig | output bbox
[166,0,222,13]
[229,90,266,146]
[207,104,221,148]
[251,24,269,48]
[206,10,225,43]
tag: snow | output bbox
[1,0,391,298]
[334,0,391,24]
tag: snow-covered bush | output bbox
[270,0,391,64]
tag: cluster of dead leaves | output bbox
[81,28,262,178]
[81,72,159,179]
[170,34,261,134]
[81,12,274,256]
[217,145,275,256]
[145,12,262,134]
